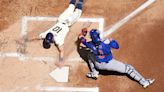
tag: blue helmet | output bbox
[43,32,54,49]
[90,29,100,44]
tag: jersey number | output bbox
[52,26,62,33]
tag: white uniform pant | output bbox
[88,59,126,74]
[58,4,82,26]
[95,59,126,73]
[39,4,82,46]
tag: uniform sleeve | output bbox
[79,37,92,48]
[109,39,119,49]
[79,37,98,55]
[79,37,87,45]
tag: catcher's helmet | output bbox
[90,29,100,44]
[43,32,54,49]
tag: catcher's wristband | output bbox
[79,37,86,43]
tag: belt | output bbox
[97,61,109,64]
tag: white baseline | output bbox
[103,0,156,37]
[37,86,99,92]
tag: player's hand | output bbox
[55,61,64,68]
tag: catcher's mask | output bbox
[43,32,54,49]
[90,29,101,45]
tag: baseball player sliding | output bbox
[39,0,83,67]
[78,28,155,88]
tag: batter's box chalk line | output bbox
[104,0,156,37]
[37,85,99,92]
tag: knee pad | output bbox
[125,64,134,73]
[125,64,143,81]
[125,64,135,76]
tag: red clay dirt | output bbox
[0,0,164,92]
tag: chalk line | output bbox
[104,0,156,37]
[37,86,99,92]
[0,52,83,62]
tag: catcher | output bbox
[39,0,83,67]
[78,28,155,88]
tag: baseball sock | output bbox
[79,0,83,2]
[70,0,76,5]
[76,0,83,9]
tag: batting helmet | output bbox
[43,32,54,49]
[89,29,100,44]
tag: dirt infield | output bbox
[0,0,164,92]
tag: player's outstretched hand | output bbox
[55,61,65,68]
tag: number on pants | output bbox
[52,26,62,33]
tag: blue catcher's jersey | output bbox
[80,37,119,63]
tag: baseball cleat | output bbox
[86,72,99,80]
[143,79,155,88]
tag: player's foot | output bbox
[86,72,99,80]
[76,0,83,10]
[143,79,155,88]
[70,0,76,5]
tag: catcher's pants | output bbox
[88,53,148,85]
[58,4,82,26]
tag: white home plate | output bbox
[49,66,69,82]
